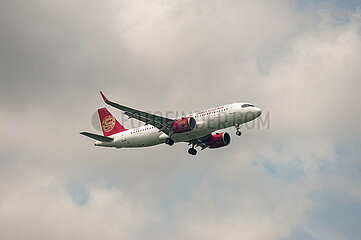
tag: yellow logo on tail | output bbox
[102,115,115,132]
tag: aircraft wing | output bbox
[100,91,175,135]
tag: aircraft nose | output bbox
[254,107,262,118]
[244,106,262,121]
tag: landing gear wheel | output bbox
[235,124,242,136]
[165,138,174,146]
[188,148,197,155]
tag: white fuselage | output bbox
[94,102,261,148]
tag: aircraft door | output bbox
[228,104,236,126]
[121,133,126,142]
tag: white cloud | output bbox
[0,174,167,240]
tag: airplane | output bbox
[80,91,262,155]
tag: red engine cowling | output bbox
[208,132,231,148]
[173,117,196,133]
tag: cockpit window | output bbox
[241,104,255,108]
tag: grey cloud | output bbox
[0,1,361,240]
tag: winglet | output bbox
[100,91,109,103]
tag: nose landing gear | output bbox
[235,124,242,136]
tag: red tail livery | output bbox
[98,107,127,136]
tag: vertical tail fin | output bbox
[98,107,127,136]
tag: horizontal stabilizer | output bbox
[80,132,114,142]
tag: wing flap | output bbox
[187,134,213,150]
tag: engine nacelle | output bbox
[208,132,231,148]
[173,117,196,133]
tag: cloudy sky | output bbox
[1,0,361,239]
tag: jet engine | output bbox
[208,132,231,148]
[173,117,196,133]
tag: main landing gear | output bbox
[165,138,174,146]
[235,124,242,136]
[188,147,197,155]
[188,143,197,155]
